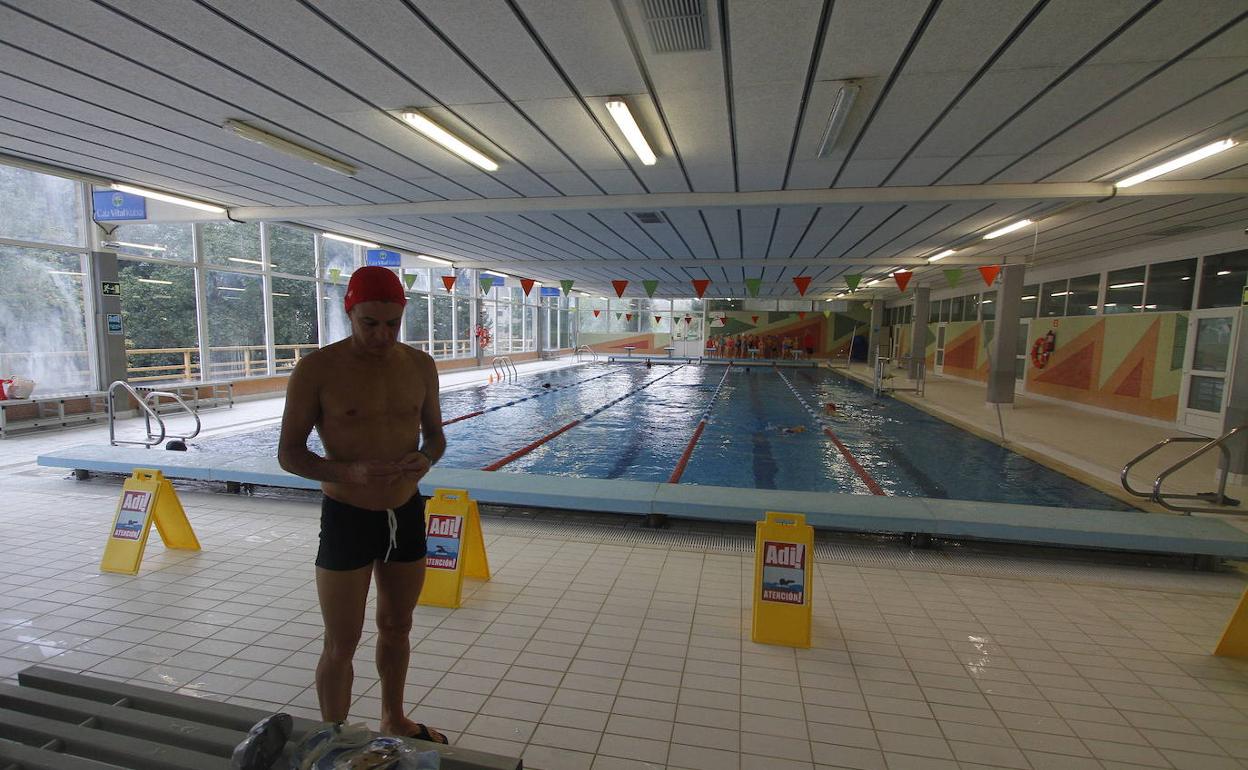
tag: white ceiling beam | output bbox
[227,179,1248,222]
[456,255,999,270]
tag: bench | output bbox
[134,380,233,413]
[0,392,109,439]
[0,665,522,769]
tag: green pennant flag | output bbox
[328,268,341,282]
[823,310,832,318]
[615,312,622,320]
[943,268,963,288]
[479,275,494,294]
[845,274,862,291]
[745,278,762,297]
[403,273,417,290]
[643,279,658,298]
[559,279,574,295]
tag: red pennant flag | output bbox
[655,315,662,324]
[625,313,633,321]
[893,271,913,293]
[978,265,1001,287]
[592,309,601,318]
[684,315,693,324]
[798,311,807,319]
[612,280,629,298]
[751,315,759,324]
[793,276,812,296]
[441,275,456,292]
[691,279,710,298]
[520,278,535,296]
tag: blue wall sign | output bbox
[92,191,147,221]
[106,313,123,335]
[539,286,561,297]
[365,249,401,267]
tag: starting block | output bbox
[418,488,490,609]
[101,468,200,575]
[751,511,814,648]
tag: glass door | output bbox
[935,324,946,374]
[1177,309,1239,435]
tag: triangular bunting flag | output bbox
[978,265,1001,287]
[559,279,574,295]
[691,279,710,298]
[328,268,341,282]
[479,275,494,295]
[719,316,728,326]
[441,275,456,292]
[893,271,913,293]
[615,312,622,320]
[684,315,693,324]
[612,280,629,298]
[520,278,535,297]
[625,313,633,321]
[592,309,601,318]
[943,268,962,288]
[793,276,812,296]
[751,315,759,324]
[798,311,807,319]
[643,280,658,298]
[845,274,862,291]
[823,310,832,318]
[403,273,417,290]
[654,315,662,324]
[745,278,762,297]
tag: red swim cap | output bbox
[344,266,407,314]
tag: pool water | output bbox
[196,363,1136,510]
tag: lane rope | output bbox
[668,363,734,484]
[442,367,624,426]
[774,368,886,496]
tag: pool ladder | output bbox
[491,356,518,381]
[1120,424,1245,515]
[575,345,598,362]
[107,381,202,448]
[873,355,925,397]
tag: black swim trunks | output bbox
[315,494,427,571]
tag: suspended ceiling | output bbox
[1,0,1246,297]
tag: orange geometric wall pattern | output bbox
[941,323,988,382]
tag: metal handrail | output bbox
[873,355,925,397]
[141,391,202,444]
[1121,425,1244,515]
[576,345,597,362]
[108,381,166,448]
[491,356,518,380]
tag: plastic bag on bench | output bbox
[291,722,440,769]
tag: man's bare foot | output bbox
[380,716,448,744]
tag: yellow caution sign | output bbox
[752,512,814,648]
[1214,586,1248,658]
[101,469,200,575]
[417,488,490,609]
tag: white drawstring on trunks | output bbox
[384,508,398,562]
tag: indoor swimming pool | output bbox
[195,363,1135,510]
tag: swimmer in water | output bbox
[782,425,807,434]
[823,402,838,415]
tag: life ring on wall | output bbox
[1030,330,1056,369]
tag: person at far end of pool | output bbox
[277,265,449,745]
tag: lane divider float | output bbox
[442,368,624,427]
[668,364,734,483]
[482,365,688,471]
[774,368,885,496]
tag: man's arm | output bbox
[277,357,395,485]
[417,353,446,465]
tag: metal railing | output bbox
[873,355,926,397]
[107,380,204,448]
[491,356,518,380]
[576,345,597,362]
[1121,425,1245,515]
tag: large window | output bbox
[0,245,92,391]
[1198,250,1248,309]
[432,294,453,358]
[202,221,262,269]
[1067,273,1100,316]
[109,223,193,262]
[1019,284,1039,319]
[205,271,266,378]
[118,260,199,382]
[1146,258,1196,312]
[272,277,317,371]
[0,164,83,247]
[267,224,315,277]
[1041,280,1068,318]
[404,292,430,351]
[1105,266,1145,314]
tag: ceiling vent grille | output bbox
[632,211,665,225]
[641,0,709,53]
[1148,224,1204,238]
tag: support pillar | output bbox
[910,287,930,380]
[868,298,884,364]
[90,250,129,390]
[1222,306,1248,487]
[986,265,1024,405]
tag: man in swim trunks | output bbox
[278,266,447,744]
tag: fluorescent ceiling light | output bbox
[416,254,453,266]
[217,286,246,292]
[605,99,657,166]
[1088,305,1098,309]
[1021,295,1037,300]
[928,249,956,263]
[982,300,993,304]
[223,119,358,177]
[1051,291,1071,296]
[1109,281,1144,289]
[228,257,264,266]
[109,241,166,252]
[1181,276,1191,281]
[137,278,173,285]
[47,270,84,276]
[1216,269,1232,276]
[271,292,291,297]
[1115,138,1237,188]
[867,279,880,286]
[1104,303,1117,307]
[111,183,226,214]
[983,219,1032,239]
[816,82,861,158]
[322,232,380,249]
[400,109,498,171]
